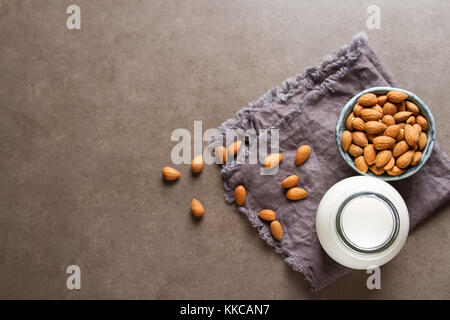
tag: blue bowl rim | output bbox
[336,87,436,181]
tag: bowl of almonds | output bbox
[336,87,435,181]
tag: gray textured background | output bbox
[0,0,449,299]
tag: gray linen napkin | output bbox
[210,32,450,291]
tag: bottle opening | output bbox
[336,192,400,254]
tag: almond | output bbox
[367,133,377,143]
[413,123,422,135]
[377,95,388,106]
[365,121,386,134]
[405,101,420,116]
[394,111,413,123]
[373,136,395,150]
[370,165,385,175]
[346,112,355,131]
[411,152,422,166]
[191,155,204,173]
[355,156,368,173]
[406,116,416,125]
[375,150,392,168]
[286,187,308,200]
[383,157,395,171]
[352,117,366,131]
[162,167,181,181]
[341,130,352,151]
[264,153,283,168]
[258,209,276,221]
[191,198,205,217]
[397,150,414,169]
[360,108,382,121]
[363,144,376,165]
[406,101,420,115]
[227,140,242,156]
[397,101,406,112]
[418,132,427,151]
[396,128,405,141]
[383,102,397,116]
[280,175,299,188]
[393,141,409,157]
[371,104,383,115]
[352,131,368,147]
[270,220,283,240]
[353,103,364,117]
[348,144,363,157]
[234,185,246,206]
[384,124,401,139]
[295,145,311,165]
[387,90,408,103]
[387,165,405,176]
[416,115,428,131]
[382,115,395,126]
[358,93,378,106]
[405,124,419,146]
[215,146,227,164]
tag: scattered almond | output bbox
[215,146,227,164]
[191,198,205,217]
[227,140,242,156]
[162,167,181,181]
[280,175,299,188]
[264,153,284,168]
[191,155,204,173]
[270,220,283,240]
[258,209,276,221]
[234,185,246,206]
[295,145,311,165]
[286,187,308,200]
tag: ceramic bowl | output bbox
[336,87,436,181]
